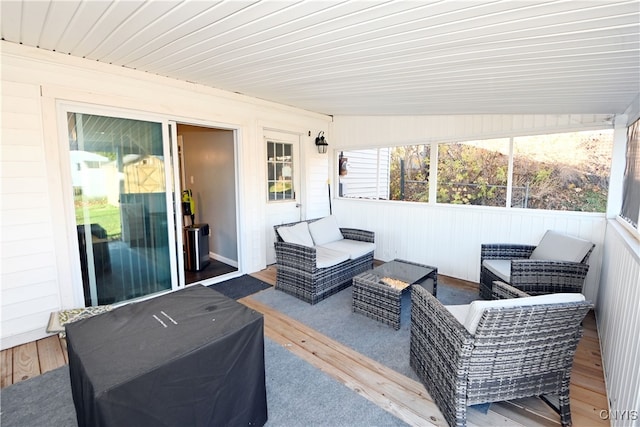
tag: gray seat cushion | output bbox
[321,239,376,260]
[314,246,350,268]
[482,259,511,282]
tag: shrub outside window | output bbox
[436,139,509,207]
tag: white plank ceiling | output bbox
[2,0,639,116]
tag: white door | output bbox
[264,130,302,264]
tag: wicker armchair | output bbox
[479,230,594,299]
[410,282,592,427]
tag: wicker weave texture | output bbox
[353,273,405,329]
[410,284,592,427]
[491,280,529,299]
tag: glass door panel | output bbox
[68,112,172,306]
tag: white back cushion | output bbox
[308,215,344,246]
[463,293,585,335]
[277,222,314,247]
[530,230,593,262]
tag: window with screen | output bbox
[620,118,640,229]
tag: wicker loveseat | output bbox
[273,216,375,304]
[410,281,592,427]
[479,230,594,300]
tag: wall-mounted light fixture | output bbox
[315,131,328,154]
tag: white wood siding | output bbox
[332,114,614,148]
[303,133,332,221]
[332,199,606,302]
[0,42,331,349]
[1,81,62,346]
[598,222,640,427]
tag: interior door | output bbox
[264,130,302,264]
[65,109,179,306]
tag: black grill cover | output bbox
[66,285,267,427]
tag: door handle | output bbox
[296,203,302,208]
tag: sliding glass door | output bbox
[67,111,177,306]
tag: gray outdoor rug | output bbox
[207,274,271,299]
[0,337,408,427]
[250,282,479,382]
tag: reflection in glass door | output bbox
[68,112,173,306]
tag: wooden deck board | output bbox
[1,346,13,388]
[0,268,610,427]
[36,335,67,374]
[489,399,560,426]
[12,341,40,384]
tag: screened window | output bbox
[337,129,613,213]
[621,119,640,228]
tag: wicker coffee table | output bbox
[352,259,437,330]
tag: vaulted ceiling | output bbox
[2,0,639,116]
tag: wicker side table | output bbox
[352,259,437,330]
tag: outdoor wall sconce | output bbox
[315,131,328,154]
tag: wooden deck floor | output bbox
[1,267,609,426]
